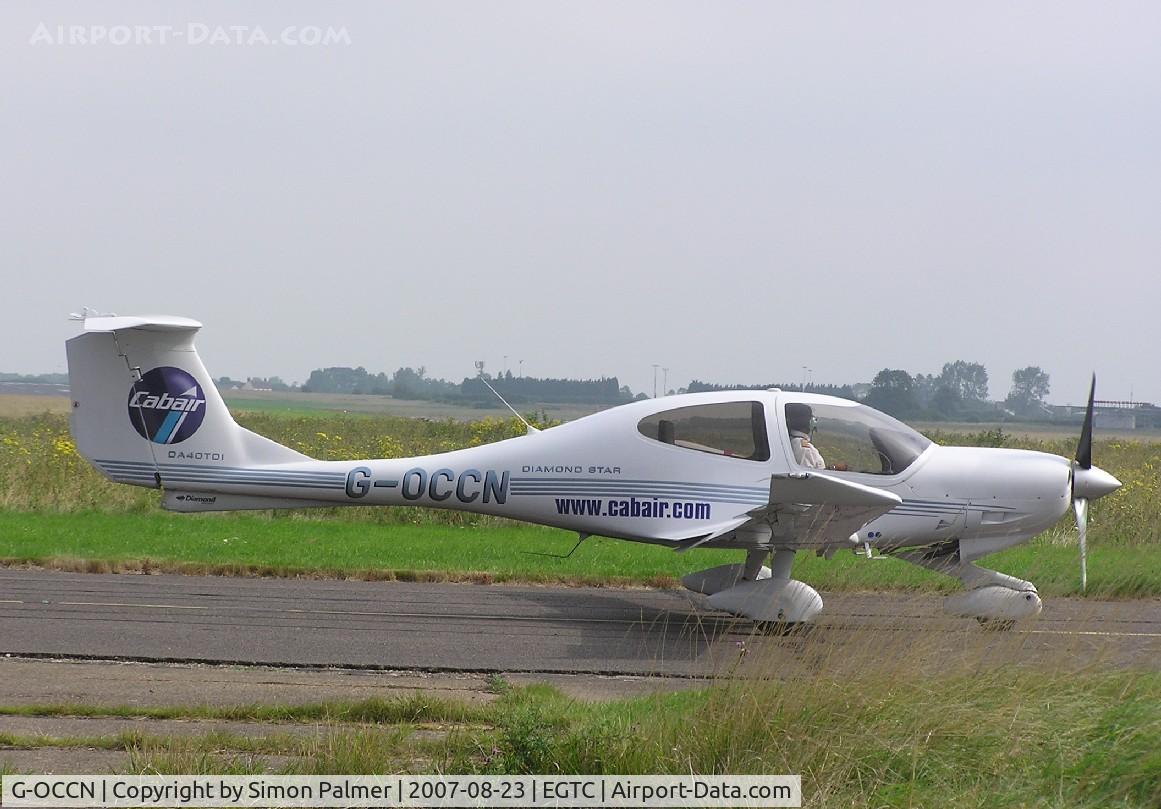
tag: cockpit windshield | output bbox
[785,402,931,475]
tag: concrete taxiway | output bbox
[1,570,1159,677]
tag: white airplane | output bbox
[65,314,1121,625]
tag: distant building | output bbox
[1052,400,1161,430]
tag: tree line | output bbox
[863,362,1050,420]
[688,364,1049,421]
[253,366,635,405]
[0,372,68,384]
[688,380,858,399]
[212,361,1054,421]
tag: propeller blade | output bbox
[1075,374,1096,470]
[1074,496,1088,593]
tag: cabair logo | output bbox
[127,367,208,444]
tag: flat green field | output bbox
[1,512,1159,598]
[0,394,70,417]
[0,404,1158,595]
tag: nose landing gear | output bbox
[894,545,1042,625]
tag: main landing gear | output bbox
[681,547,824,624]
[682,542,1041,628]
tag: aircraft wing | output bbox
[677,472,901,551]
[755,472,902,547]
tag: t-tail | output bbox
[66,314,321,511]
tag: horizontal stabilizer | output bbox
[80,315,203,333]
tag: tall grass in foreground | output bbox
[105,618,1161,807]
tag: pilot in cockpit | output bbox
[786,403,826,469]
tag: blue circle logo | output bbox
[127,367,208,444]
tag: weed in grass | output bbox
[295,727,419,774]
[492,698,565,774]
[485,673,511,694]
[125,741,278,775]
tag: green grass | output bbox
[0,732,145,751]
[0,695,489,725]
[1,511,1159,597]
[3,666,1160,807]
[477,672,1161,807]
[0,409,1158,594]
[0,728,427,759]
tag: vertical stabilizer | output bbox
[66,315,307,488]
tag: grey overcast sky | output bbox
[2,1,1159,404]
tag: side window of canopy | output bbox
[638,401,770,461]
[785,402,931,475]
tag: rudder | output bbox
[66,314,307,488]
